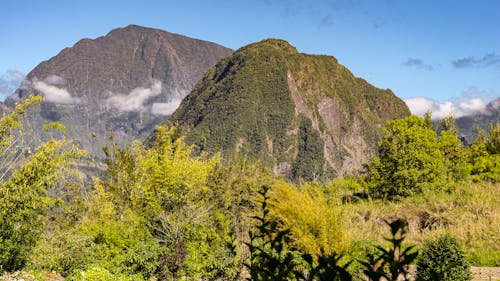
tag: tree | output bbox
[246,185,354,281]
[438,116,471,181]
[0,96,82,273]
[291,115,324,182]
[366,116,446,200]
[485,123,500,155]
[469,125,500,182]
[299,252,352,281]
[85,126,237,280]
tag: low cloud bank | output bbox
[405,97,488,119]
[405,87,498,120]
[105,80,162,112]
[44,74,66,85]
[105,81,186,115]
[32,79,80,104]
[5,74,185,114]
[1,72,80,104]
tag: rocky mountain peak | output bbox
[6,25,233,156]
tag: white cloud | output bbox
[151,99,182,115]
[33,80,81,104]
[105,80,162,112]
[44,74,66,85]
[404,96,488,120]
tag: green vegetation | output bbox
[167,39,410,179]
[366,115,446,200]
[416,234,471,281]
[0,96,498,280]
[169,39,296,163]
[0,97,83,273]
[291,115,325,182]
[360,219,418,281]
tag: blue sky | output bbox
[1,0,499,117]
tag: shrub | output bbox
[416,234,471,281]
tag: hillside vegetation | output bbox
[0,98,498,280]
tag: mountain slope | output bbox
[165,39,410,180]
[456,98,500,143]
[6,25,232,156]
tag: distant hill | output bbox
[456,98,500,143]
[162,39,410,180]
[5,24,232,156]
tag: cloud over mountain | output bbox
[405,96,488,120]
[405,86,498,120]
[105,80,162,112]
[32,80,81,104]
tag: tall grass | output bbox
[337,182,499,266]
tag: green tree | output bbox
[366,116,446,200]
[83,126,237,280]
[269,181,347,257]
[438,116,471,181]
[469,125,500,182]
[485,123,500,155]
[246,185,353,281]
[0,97,82,273]
[291,115,324,182]
[299,252,352,281]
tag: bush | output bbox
[416,234,471,281]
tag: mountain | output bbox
[5,25,232,156]
[163,39,410,180]
[456,98,500,143]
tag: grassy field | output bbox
[339,181,499,267]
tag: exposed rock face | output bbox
[164,39,410,180]
[6,25,232,156]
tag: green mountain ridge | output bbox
[164,39,410,180]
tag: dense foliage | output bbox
[416,234,471,281]
[168,39,410,179]
[365,115,446,200]
[0,98,498,280]
[365,115,499,200]
[0,97,83,273]
[291,115,325,182]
